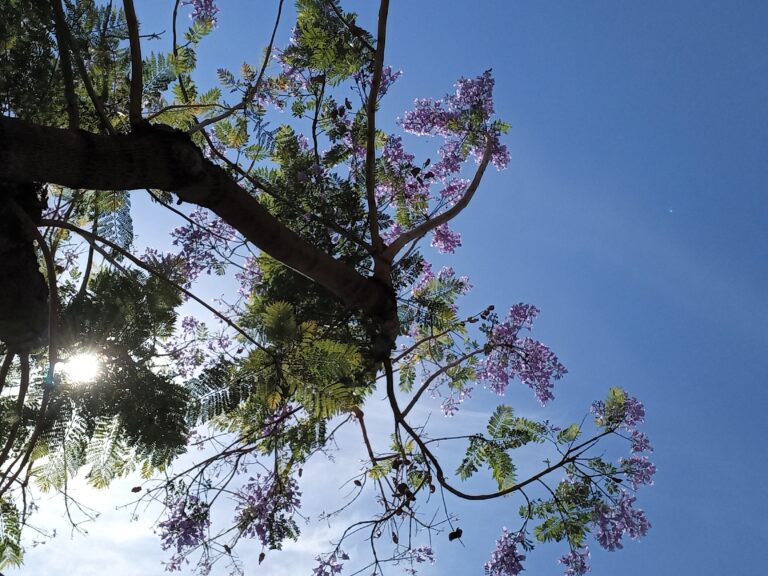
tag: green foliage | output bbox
[0,0,64,123]
[237,301,365,418]
[525,476,595,548]
[84,416,135,488]
[596,386,628,428]
[557,423,581,444]
[60,268,180,354]
[457,406,550,490]
[32,407,89,492]
[50,268,189,475]
[487,405,547,449]
[142,52,177,112]
[186,363,247,426]
[95,192,134,253]
[284,0,373,85]
[0,500,22,569]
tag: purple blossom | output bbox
[484,528,526,576]
[206,329,232,353]
[506,303,539,331]
[158,496,210,556]
[401,99,458,137]
[431,222,461,253]
[440,385,473,417]
[619,455,657,490]
[170,207,236,286]
[378,66,403,97]
[623,396,646,428]
[234,473,301,547]
[630,430,653,453]
[410,545,435,564]
[400,70,509,172]
[437,266,472,294]
[591,393,646,430]
[383,135,415,169]
[559,547,591,576]
[593,491,651,551]
[181,0,219,25]
[478,305,566,404]
[515,337,567,404]
[412,261,434,295]
[166,316,206,378]
[261,404,296,438]
[356,66,403,98]
[455,70,496,116]
[489,132,511,170]
[312,551,349,576]
[235,256,263,297]
[381,223,402,244]
[439,178,469,204]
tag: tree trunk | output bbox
[0,181,48,351]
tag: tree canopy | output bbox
[0,1,654,574]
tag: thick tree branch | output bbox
[365,0,390,257]
[0,116,398,347]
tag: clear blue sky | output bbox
[14,2,768,575]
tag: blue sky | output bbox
[12,1,768,575]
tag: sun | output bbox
[58,352,101,383]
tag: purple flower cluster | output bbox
[234,473,301,547]
[439,178,469,204]
[630,430,653,453]
[235,256,263,297]
[593,491,651,551]
[158,495,210,555]
[170,207,236,286]
[591,393,646,430]
[438,266,472,294]
[401,70,510,171]
[440,385,474,417]
[165,315,206,378]
[380,222,403,245]
[260,404,296,438]
[559,547,591,576]
[479,304,567,404]
[618,455,656,490]
[411,262,472,299]
[382,135,415,170]
[410,545,435,564]
[312,551,349,576]
[431,222,461,253]
[181,0,219,25]
[411,260,434,295]
[355,65,403,99]
[484,528,526,576]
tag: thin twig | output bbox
[188,0,285,134]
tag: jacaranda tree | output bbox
[0,1,654,574]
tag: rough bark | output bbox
[0,116,398,350]
[0,182,48,350]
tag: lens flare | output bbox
[59,352,101,383]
